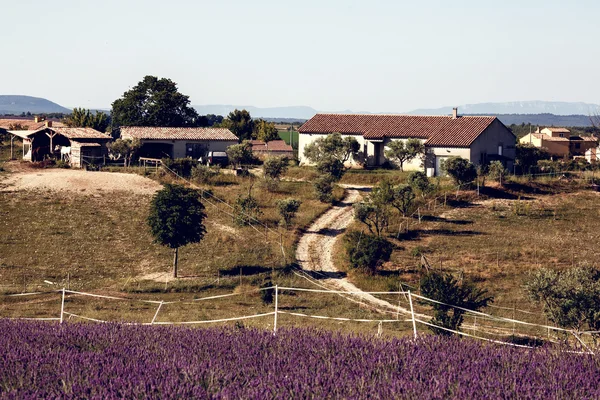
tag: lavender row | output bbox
[0,320,598,399]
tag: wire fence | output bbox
[2,283,597,353]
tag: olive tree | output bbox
[443,157,477,186]
[147,184,207,278]
[263,156,289,191]
[226,141,255,169]
[276,198,301,228]
[384,139,425,171]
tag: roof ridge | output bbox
[314,113,496,119]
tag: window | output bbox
[559,133,564,138]
[498,143,503,156]
[575,143,581,149]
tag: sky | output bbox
[2,0,599,112]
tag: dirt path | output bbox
[295,186,414,316]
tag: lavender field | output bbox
[0,321,598,399]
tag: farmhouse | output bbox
[119,127,238,159]
[9,122,111,168]
[298,109,516,175]
[249,140,294,158]
[519,127,598,158]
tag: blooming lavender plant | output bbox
[0,321,598,399]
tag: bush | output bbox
[191,165,219,184]
[233,193,262,226]
[162,158,197,178]
[276,198,301,228]
[344,231,393,273]
[443,157,477,186]
[314,175,335,203]
[260,279,274,304]
[55,160,70,169]
[407,171,432,196]
[487,161,507,184]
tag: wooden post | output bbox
[496,252,499,269]
[273,285,279,334]
[60,288,65,324]
[151,301,163,325]
[10,135,14,160]
[418,208,421,224]
[408,291,417,339]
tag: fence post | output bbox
[60,288,66,324]
[151,301,164,325]
[273,285,279,334]
[408,291,417,339]
[418,208,421,224]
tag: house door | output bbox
[374,143,381,166]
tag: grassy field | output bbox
[277,130,299,149]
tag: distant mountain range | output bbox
[0,95,71,114]
[407,101,600,117]
[2,96,598,127]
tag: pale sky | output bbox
[2,0,599,112]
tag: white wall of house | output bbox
[298,133,366,166]
[425,147,471,176]
[383,138,426,171]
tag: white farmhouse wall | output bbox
[383,138,427,171]
[425,147,471,176]
[298,133,365,166]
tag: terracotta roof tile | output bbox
[545,127,570,133]
[50,127,111,140]
[120,126,238,141]
[299,113,499,147]
[249,140,293,152]
[0,118,65,130]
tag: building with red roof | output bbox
[298,108,516,176]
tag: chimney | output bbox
[45,120,52,128]
[34,116,40,123]
[452,107,458,119]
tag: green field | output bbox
[277,130,299,149]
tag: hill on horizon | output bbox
[0,95,71,114]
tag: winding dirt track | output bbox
[295,186,413,316]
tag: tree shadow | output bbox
[302,270,347,280]
[419,215,474,225]
[479,186,533,200]
[504,181,551,195]
[219,265,272,277]
[445,198,478,208]
[395,228,484,241]
[316,227,346,237]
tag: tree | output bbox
[233,193,262,226]
[391,185,415,217]
[354,202,390,237]
[407,171,433,197]
[443,157,477,186]
[344,231,393,273]
[263,156,289,191]
[420,271,493,336]
[316,157,345,181]
[303,132,359,167]
[147,184,207,278]
[487,161,508,185]
[111,75,200,128]
[254,119,280,142]
[107,138,141,166]
[223,109,254,141]
[384,139,425,171]
[226,141,255,169]
[276,198,301,228]
[64,108,110,132]
[516,143,550,174]
[205,114,224,127]
[526,267,600,334]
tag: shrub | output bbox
[314,175,335,203]
[162,157,196,178]
[276,198,301,228]
[487,161,508,184]
[55,160,70,169]
[407,171,432,197]
[353,202,390,237]
[419,271,493,336]
[233,193,262,226]
[263,157,289,191]
[260,279,274,304]
[344,231,393,273]
[443,157,477,186]
[191,165,219,184]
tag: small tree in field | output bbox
[263,156,289,191]
[407,171,433,197]
[147,184,207,278]
[314,175,335,203]
[384,139,424,171]
[344,231,393,273]
[420,271,493,336]
[108,138,141,166]
[276,198,301,228]
[391,185,415,217]
[443,157,477,186]
[226,141,255,169]
[487,161,508,185]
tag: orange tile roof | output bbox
[299,113,500,147]
[120,126,238,141]
[545,127,570,133]
[0,118,65,130]
[50,127,111,140]
[250,140,293,152]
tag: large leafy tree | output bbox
[420,271,493,336]
[443,157,477,186]
[384,139,424,171]
[111,76,200,128]
[254,119,280,142]
[147,184,207,278]
[223,109,255,141]
[226,141,255,168]
[64,108,110,132]
[303,132,359,166]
